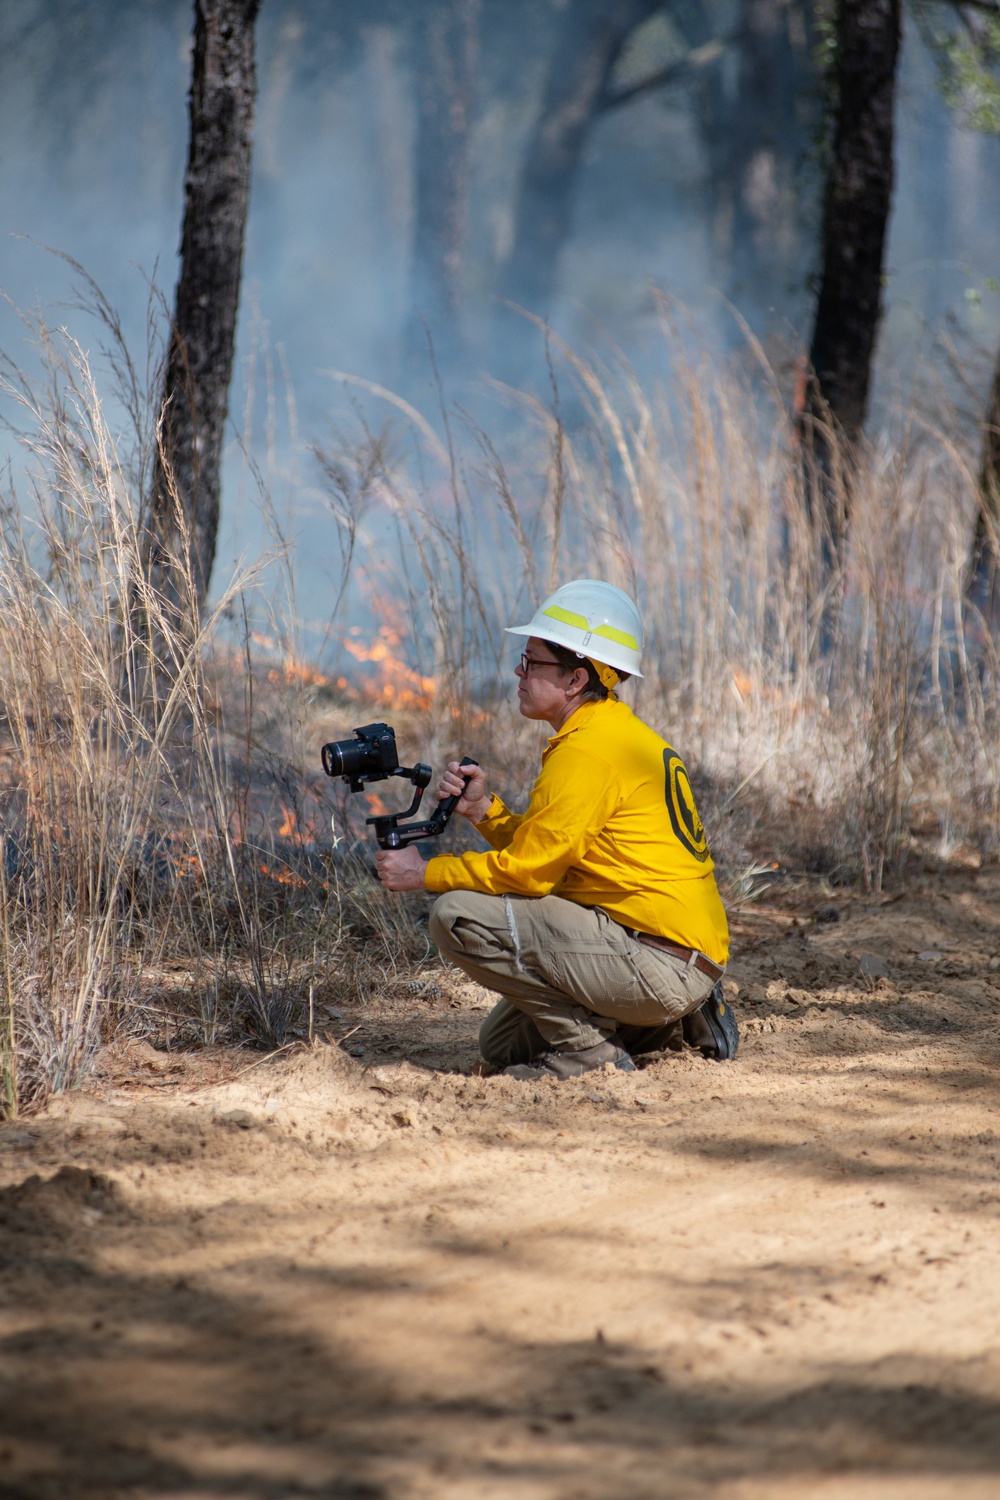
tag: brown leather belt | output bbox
[630,930,724,982]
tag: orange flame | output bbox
[341,623,437,709]
[161,849,205,884]
[267,657,329,688]
[730,670,811,711]
[276,803,316,846]
[258,862,309,888]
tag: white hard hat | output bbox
[505,579,644,678]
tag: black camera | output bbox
[321,721,403,792]
[321,721,477,850]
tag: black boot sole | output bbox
[697,982,739,1060]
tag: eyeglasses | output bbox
[517,651,565,675]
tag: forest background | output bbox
[5,0,1000,625]
[2,0,1000,1110]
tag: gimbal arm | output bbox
[367,757,479,849]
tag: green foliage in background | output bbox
[916,1,1000,136]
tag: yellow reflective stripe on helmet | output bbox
[542,604,590,631]
[593,622,638,650]
[542,605,638,653]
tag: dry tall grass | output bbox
[1,300,997,1116]
[318,318,1000,896]
[0,314,418,1118]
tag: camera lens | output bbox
[322,737,368,778]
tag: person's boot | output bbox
[683,982,739,1060]
[618,1019,684,1057]
[503,1038,636,1080]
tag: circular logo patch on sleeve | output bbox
[663,748,710,862]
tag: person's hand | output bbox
[437,760,492,822]
[375,845,427,891]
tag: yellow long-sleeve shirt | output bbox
[424,698,729,965]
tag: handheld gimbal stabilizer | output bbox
[321,721,478,850]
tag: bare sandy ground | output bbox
[2,869,1000,1499]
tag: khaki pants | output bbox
[428,891,717,1070]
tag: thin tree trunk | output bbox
[967,349,1000,632]
[405,0,480,370]
[146,0,261,627]
[726,0,814,320]
[800,0,900,552]
[498,0,661,326]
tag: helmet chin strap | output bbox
[586,656,621,691]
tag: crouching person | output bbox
[375,580,737,1080]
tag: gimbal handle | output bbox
[368,756,480,850]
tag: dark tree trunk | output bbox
[967,350,1000,632]
[803,0,900,452]
[498,0,661,326]
[146,0,261,624]
[405,0,480,370]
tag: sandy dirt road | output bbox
[1,870,999,1499]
